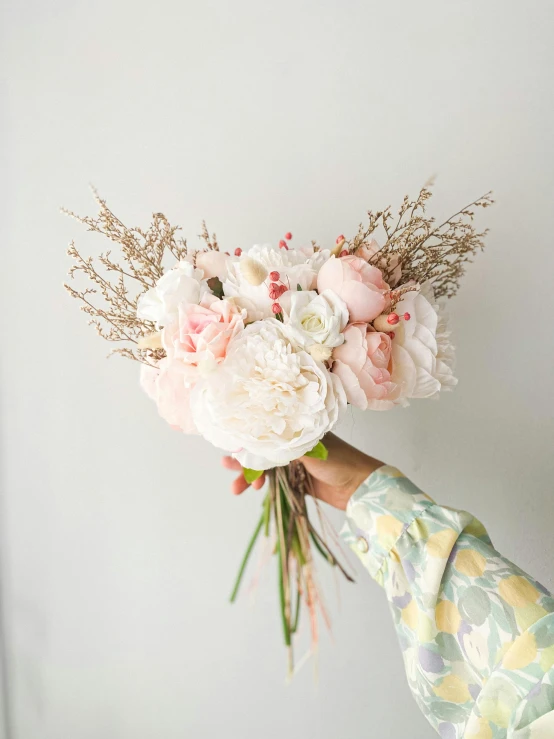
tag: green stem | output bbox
[277,542,291,646]
[309,530,335,565]
[229,512,264,603]
[263,491,271,537]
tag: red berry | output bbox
[279,240,288,249]
[336,234,345,244]
[403,312,411,321]
[340,250,349,258]
[272,303,282,314]
[285,232,292,240]
[234,248,242,256]
[269,271,280,281]
[388,331,396,339]
[387,313,400,325]
[269,288,279,300]
[278,284,288,295]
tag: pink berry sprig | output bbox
[373,311,411,337]
[267,269,289,318]
[279,231,293,250]
[334,234,350,257]
[386,312,411,326]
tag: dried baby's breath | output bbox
[63,187,204,365]
[351,185,494,299]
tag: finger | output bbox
[231,473,250,496]
[222,456,242,471]
[251,474,266,490]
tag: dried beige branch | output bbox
[351,186,493,298]
[63,190,204,364]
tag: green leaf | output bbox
[207,276,224,299]
[243,468,264,484]
[296,284,302,291]
[305,441,328,460]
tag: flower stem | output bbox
[229,510,265,603]
[291,585,301,634]
[263,490,271,537]
[277,542,291,647]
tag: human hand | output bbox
[222,433,383,510]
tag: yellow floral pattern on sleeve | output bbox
[341,466,554,738]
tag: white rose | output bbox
[391,283,457,400]
[283,289,348,351]
[190,319,345,469]
[223,244,331,322]
[137,261,208,327]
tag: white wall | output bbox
[1,1,554,737]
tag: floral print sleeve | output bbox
[341,466,554,739]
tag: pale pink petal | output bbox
[332,360,368,410]
[343,281,386,322]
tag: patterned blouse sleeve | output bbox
[341,465,554,739]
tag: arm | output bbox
[341,466,554,739]
[226,436,554,738]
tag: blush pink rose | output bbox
[332,323,401,410]
[162,294,246,369]
[140,359,199,434]
[317,255,390,323]
[356,238,402,288]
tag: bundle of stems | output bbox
[229,461,354,675]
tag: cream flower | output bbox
[190,319,345,469]
[194,250,234,280]
[390,283,457,400]
[223,244,331,322]
[283,289,348,351]
[137,261,208,327]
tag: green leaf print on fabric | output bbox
[428,700,468,723]
[535,621,554,648]
[459,586,491,626]
[435,632,464,662]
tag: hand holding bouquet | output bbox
[64,184,492,672]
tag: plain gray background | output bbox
[1,1,554,737]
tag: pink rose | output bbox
[195,250,233,280]
[162,294,246,369]
[332,324,401,410]
[317,255,389,323]
[140,359,198,434]
[356,238,402,287]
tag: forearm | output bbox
[341,466,554,738]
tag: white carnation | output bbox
[190,319,345,470]
[223,244,331,322]
[283,289,348,350]
[391,283,457,400]
[137,261,208,327]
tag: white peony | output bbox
[283,289,348,352]
[190,319,345,470]
[223,244,331,322]
[390,283,457,400]
[137,261,208,327]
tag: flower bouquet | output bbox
[64,185,492,673]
